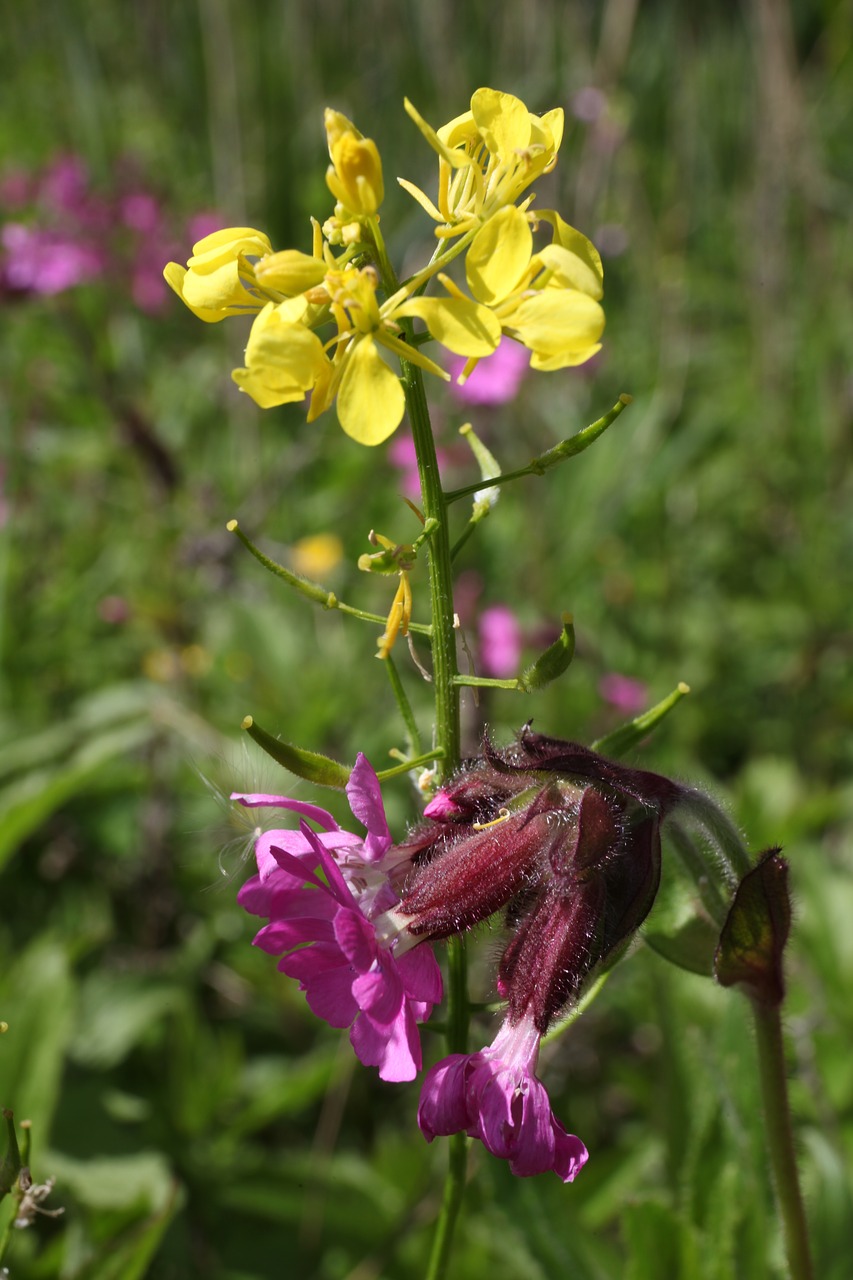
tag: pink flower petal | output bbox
[345,753,391,861]
[231,793,340,831]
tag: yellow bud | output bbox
[324,110,384,217]
[255,250,327,295]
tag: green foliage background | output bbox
[1,1,851,1276]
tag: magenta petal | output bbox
[418,1055,472,1139]
[473,1066,556,1176]
[352,961,403,1024]
[550,1119,589,1183]
[264,886,337,922]
[300,966,359,1028]
[396,945,443,1006]
[252,918,335,953]
[231,793,340,831]
[333,907,377,972]
[351,1005,421,1082]
[279,942,347,979]
[345,754,391,862]
[237,874,268,914]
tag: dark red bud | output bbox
[498,879,607,1031]
[484,726,683,816]
[400,790,570,939]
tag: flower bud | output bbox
[400,786,575,938]
[714,848,790,1005]
[324,110,384,218]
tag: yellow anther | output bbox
[472,807,512,831]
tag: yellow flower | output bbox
[163,227,279,322]
[231,302,331,410]
[232,262,501,446]
[400,87,564,237]
[456,204,605,372]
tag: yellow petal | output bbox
[471,88,531,156]
[164,262,247,322]
[181,259,259,313]
[324,109,360,154]
[537,244,604,300]
[529,343,603,372]
[537,108,564,154]
[466,205,532,305]
[337,338,405,445]
[537,211,604,297]
[394,297,500,357]
[509,291,605,367]
[187,227,272,270]
[244,304,328,383]
[231,366,308,408]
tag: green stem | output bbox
[227,519,431,635]
[751,1001,814,1280]
[425,936,469,1280]
[444,395,632,504]
[373,231,468,1279]
[384,653,422,757]
[453,674,523,691]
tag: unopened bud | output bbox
[518,614,575,692]
[715,848,790,1005]
[241,715,351,790]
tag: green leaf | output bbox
[623,1200,701,1280]
[70,973,186,1070]
[0,937,75,1134]
[642,850,719,977]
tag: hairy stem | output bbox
[751,1001,814,1280]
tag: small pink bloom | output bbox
[599,673,648,716]
[479,604,522,678]
[234,754,442,1082]
[448,338,529,407]
[418,1011,588,1181]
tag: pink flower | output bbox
[598,673,648,715]
[418,1011,588,1181]
[234,755,442,1082]
[448,337,529,407]
[1,224,103,294]
[478,604,522,678]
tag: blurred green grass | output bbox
[1,1,852,1276]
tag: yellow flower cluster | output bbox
[165,89,605,446]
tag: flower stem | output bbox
[425,936,469,1280]
[373,232,469,1279]
[751,1000,814,1280]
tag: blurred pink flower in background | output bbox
[478,604,522,678]
[448,337,529,407]
[1,223,103,294]
[598,672,648,715]
[1,153,221,313]
[388,435,450,500]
